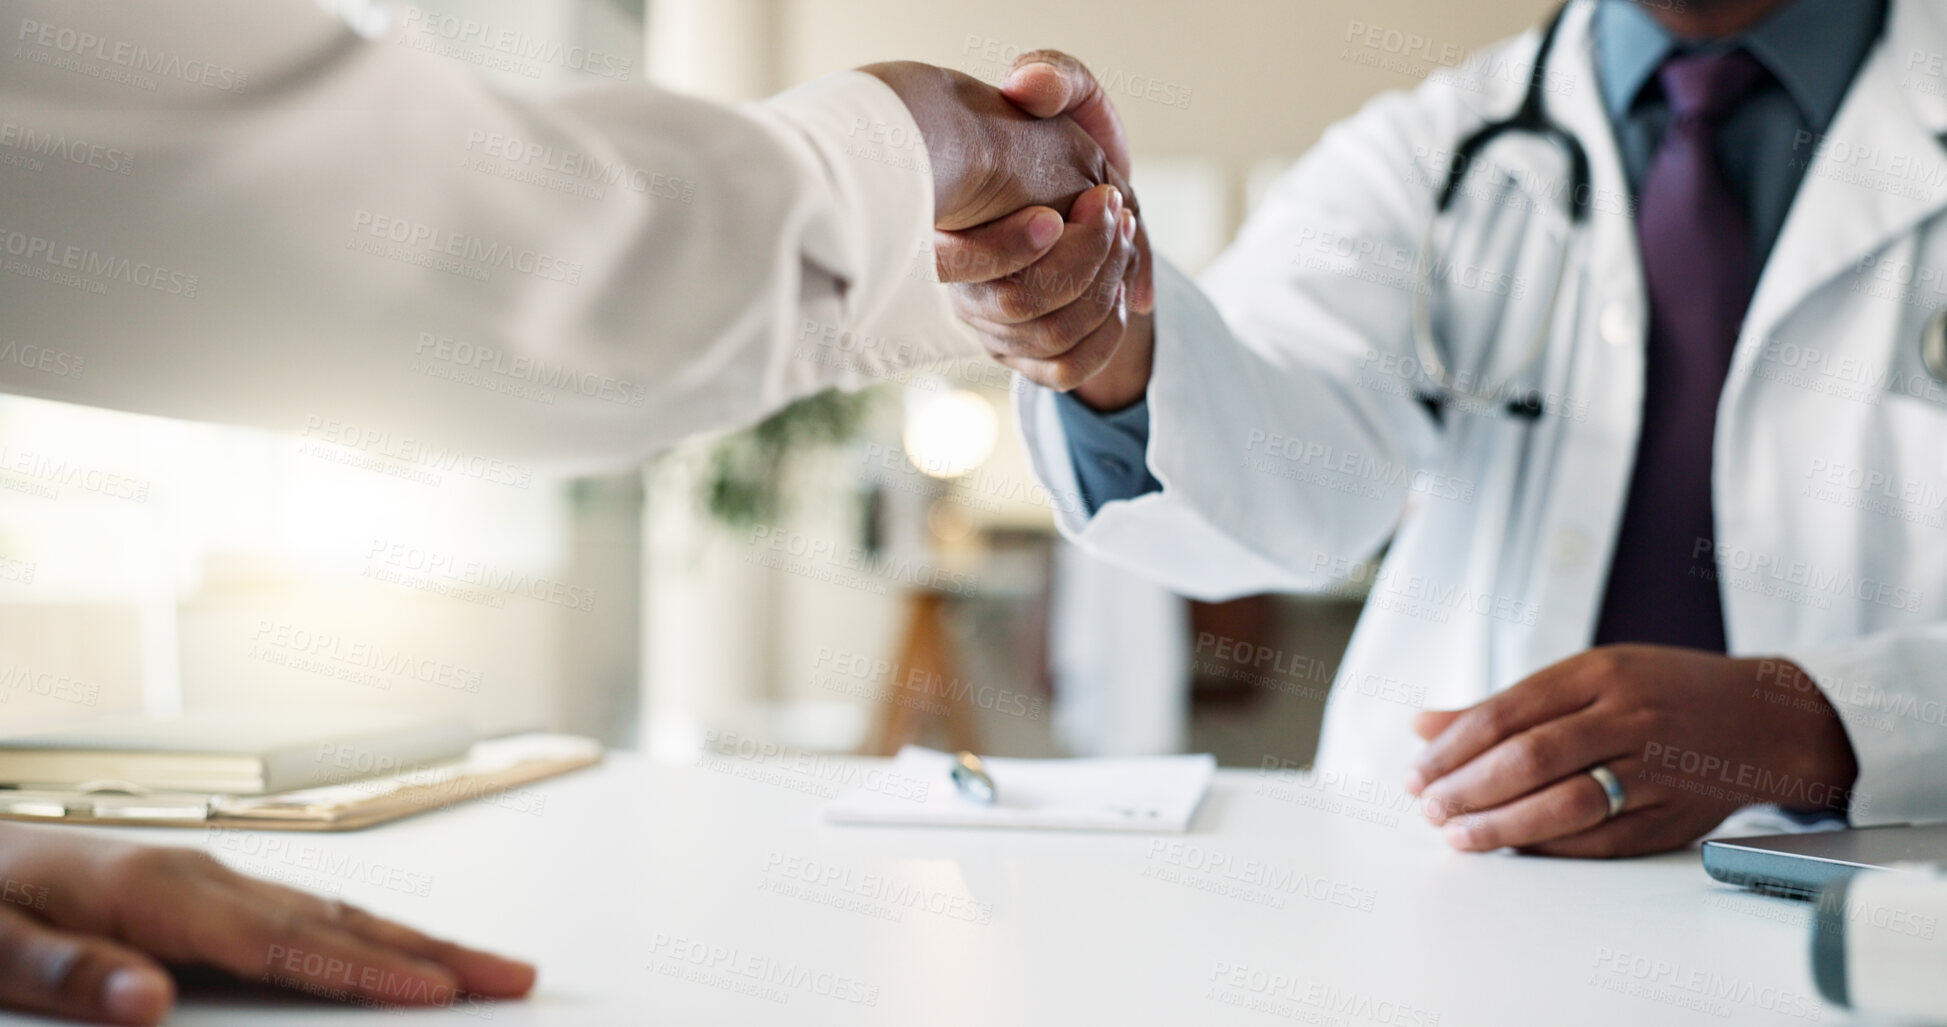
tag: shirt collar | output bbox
[1594,0,1887,132]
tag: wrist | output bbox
[1071,311,1155,410]
[858,61,971,224]
[1741,657,1859,812]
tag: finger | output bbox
[0,907,174,1026]
[188,880,464,1007]
[1406,668,1596,796]
[332,906,535,998]
[962,209,1132,359]
[993,282,1129,392]
[1127,216,1156,315]
[228,876,535,999]
[934,206,1065,285]
[1439,759,1655,853]
[1519,804,1690,860]
[1419,709,1636,824]
[1412,710,1463,742]
[1003,51,1132,176]
[953,184,1123,324]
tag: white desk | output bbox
[0,754,1861,1026]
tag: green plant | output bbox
[699,388,879,529]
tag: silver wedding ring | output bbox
[1588,764,1627,820]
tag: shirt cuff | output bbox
[756,72,971,366]
[1054,390,1163,514]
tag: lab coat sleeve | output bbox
[0,0,975,470]
[1784,627,1947,826]
[1015,82,1477,601]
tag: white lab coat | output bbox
[1022,0,1947,825]
[0,0,973,469]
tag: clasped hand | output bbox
[865,54,1155,403]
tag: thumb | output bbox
[1412,709,1465,742]
[1002,50,1131,177]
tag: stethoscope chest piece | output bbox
[1924,310,1947,385]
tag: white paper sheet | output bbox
[826,746,1217,833]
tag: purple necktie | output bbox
[1594,49,1768,652]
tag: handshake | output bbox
[864,53,1156,412]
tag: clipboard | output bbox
[0,733,602,831]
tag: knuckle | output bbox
[1474,704,1513,742]
[1505,739,1549,780]
[1583,647,1629,681]
[989,285,1044,325]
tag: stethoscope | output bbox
[1414,2,1947,419]
[1412,2,1586,422]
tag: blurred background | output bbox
[0,0,1547,766]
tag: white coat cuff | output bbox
[1782,640,1947,826]
[756,72,974,370]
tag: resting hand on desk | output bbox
[1406,646,1860,858]
[0,822,532,1025]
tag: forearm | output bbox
[0,0,967,466]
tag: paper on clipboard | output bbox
[0,734,602,831]
[826,746,1216,833]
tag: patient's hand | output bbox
[928,52,1158,405]
[0,823,533,1024]
[861,60,1136,232]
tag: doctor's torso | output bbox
[1269,0,1947,785]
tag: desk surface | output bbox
[0,755,1858,1026]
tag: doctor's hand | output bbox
[1404,646,1860,858]
[932,51,1159,403]
[0,822,534,1025]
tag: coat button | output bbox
[1549,527,1590,569]
[1601,304,1636,347]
